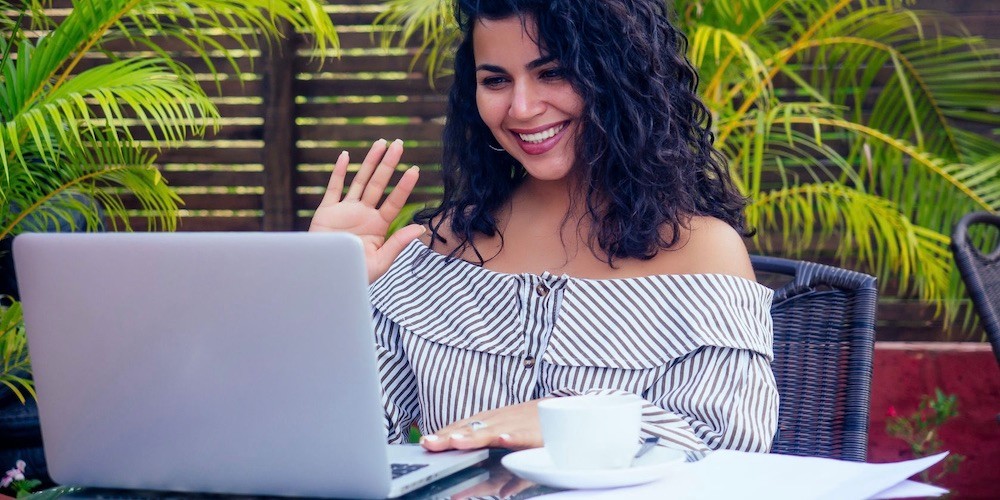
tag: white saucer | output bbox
[501,447,685,490]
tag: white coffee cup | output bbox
[537,395,643,470]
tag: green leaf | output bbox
[0,300,34,403]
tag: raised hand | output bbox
[419,399,547,453]
[309,139,424,283]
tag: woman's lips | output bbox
[510,121,570,155]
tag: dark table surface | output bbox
[23,450,557,500]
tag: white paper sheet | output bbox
[540,450,948,500]
[871,480,949,499]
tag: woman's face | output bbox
[472,16,584,183]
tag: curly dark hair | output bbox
[414,0,749,265]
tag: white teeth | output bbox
[517,123,566,143]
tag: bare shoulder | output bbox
[642,216,756,281]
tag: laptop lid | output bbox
[14,232,414,498]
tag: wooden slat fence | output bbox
[144,0,452,231]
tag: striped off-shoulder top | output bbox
[369,240,778,452]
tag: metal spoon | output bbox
[631,436,660,466]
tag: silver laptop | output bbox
[14,232,488,499]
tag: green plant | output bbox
[0,300,31,402]
[886,389,965,484]
[373,0,1000,330]
[0,0,340,394]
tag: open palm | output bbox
[309,139,424,283]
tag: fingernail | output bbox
[498,433,511,441]
[421,435,439,443]
[410,165,420,172]
[393,138,403,145]
[450,433,466,440]
[339,150,348,158]
[378,138,387,144]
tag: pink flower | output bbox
[1,460,26,488]
[887,405,898,418]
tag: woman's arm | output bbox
[419,345,778,453]
[631,346,778,452]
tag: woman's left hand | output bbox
[419,399,548,452]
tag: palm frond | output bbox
[1,127,180,239]
[748,182,953,315]
[2,0,340,239]
[113,0,340,76]
[374,0,458,80]
[3,55,219,177]
[803,9,1000,163]
[11,0,338,102]
[688,23,775,110]
[748,115,997,210]
[0,300,34,404]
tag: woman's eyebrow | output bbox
[526,55,557,70]
[475,55,558,73]
[475,63,506,73]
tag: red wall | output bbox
[868,343,1000,499]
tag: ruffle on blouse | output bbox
[549,273,773,369]
[370,240,774,370]
[369,241,526,356]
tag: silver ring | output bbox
[466,420,488,431]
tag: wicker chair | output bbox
[751,255,877,462]
[951,211,1000,366]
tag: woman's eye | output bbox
[480,76,508,88]
[541,68,566,80]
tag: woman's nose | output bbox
[509,81,545,120]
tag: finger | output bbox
[362,140,405,206]
[495,431,537,451]
[447,429,494,450]
[418,417,487,452]
[419,433,452,452]
[317,151,349,207]
[345,139,389,201]
[377,166,419,223]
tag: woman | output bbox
[310,0,778,454]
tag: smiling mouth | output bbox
[516,122,568,144]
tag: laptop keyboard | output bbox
[391,463,429,479]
